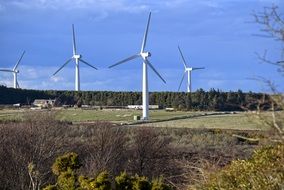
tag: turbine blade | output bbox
[53,58,73,76]
[72,24,77,55]
[140,12,151,53]
[192,67,205,70]
[178,71,186,92]
[16,81,20,88]
[144,59,166,84]
[80,59,98,70]
[109,54,140,68]
[0,69,13,72]
[178,46,188,69]
[13,51,26,70]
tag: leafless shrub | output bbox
[175,158,221,190]
[127,127,176,180]
[253,5,284,68]
[252,5,284,143]
[248,83,284,142]
[83,122,128,176]
[0,111,69,189]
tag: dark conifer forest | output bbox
[0,85,270,111]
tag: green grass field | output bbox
[0,108,267,130]
[57,109,195,123]
[135,113,265,130]
[0,109,25,121]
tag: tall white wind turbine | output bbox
[177,46,204,93]
[0,51,25,89]
[109,12,166,120]
[53,24,98,91]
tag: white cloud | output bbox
[207,79,225,87]
[201,1,221,8]
[164,0,190,8]
[0,3,5,12]
[4,0,150,13]
[0,79,12,87]
[50,76,63,82]
[0,72,13,87]
[24,68,39,79]
[7,64,172,91]
[1,0,215,15]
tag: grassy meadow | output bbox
[136,112,265,130]
[0,108,267,130]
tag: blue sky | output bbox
[0,0,283,92]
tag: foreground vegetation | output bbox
[195,144,284,190]
[43,144,283,190]
[41,144,284,190]
[1,111,272,189]
[43,152,171,190]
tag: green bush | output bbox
[132,176,151,190]
[115,172,133,190]
[151,177,171,190]
[43,153,172,190]
[94,171,112,190]
[43,153,81,190]
[79,175,96,190]
[57,169,77,190]
[78,171,111,190]
[196,144,284,190]
[52,152,81,176]
[42,185,57,190]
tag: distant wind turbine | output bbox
[177,46,204,93]
[109,12,166,120]
[0,51,25,89]
[53,24,98,91]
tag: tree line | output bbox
[0,85,271,111]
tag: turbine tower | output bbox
[0,51,25,89]
[177,46,204,93]
[109,12,166,120]
[53,24,98,91]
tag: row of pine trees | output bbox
[0,85,270,111]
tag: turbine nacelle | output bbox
[73,54,82,59]
[52,24,98,91]
[108,12,166,120]
[140,52,151,59]
[177,46,205,92]
[0,51,25,89]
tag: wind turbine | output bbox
[53,24,98,91]
[109,12,166,120]
[177,46,204,93]
[0,51,25,89]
